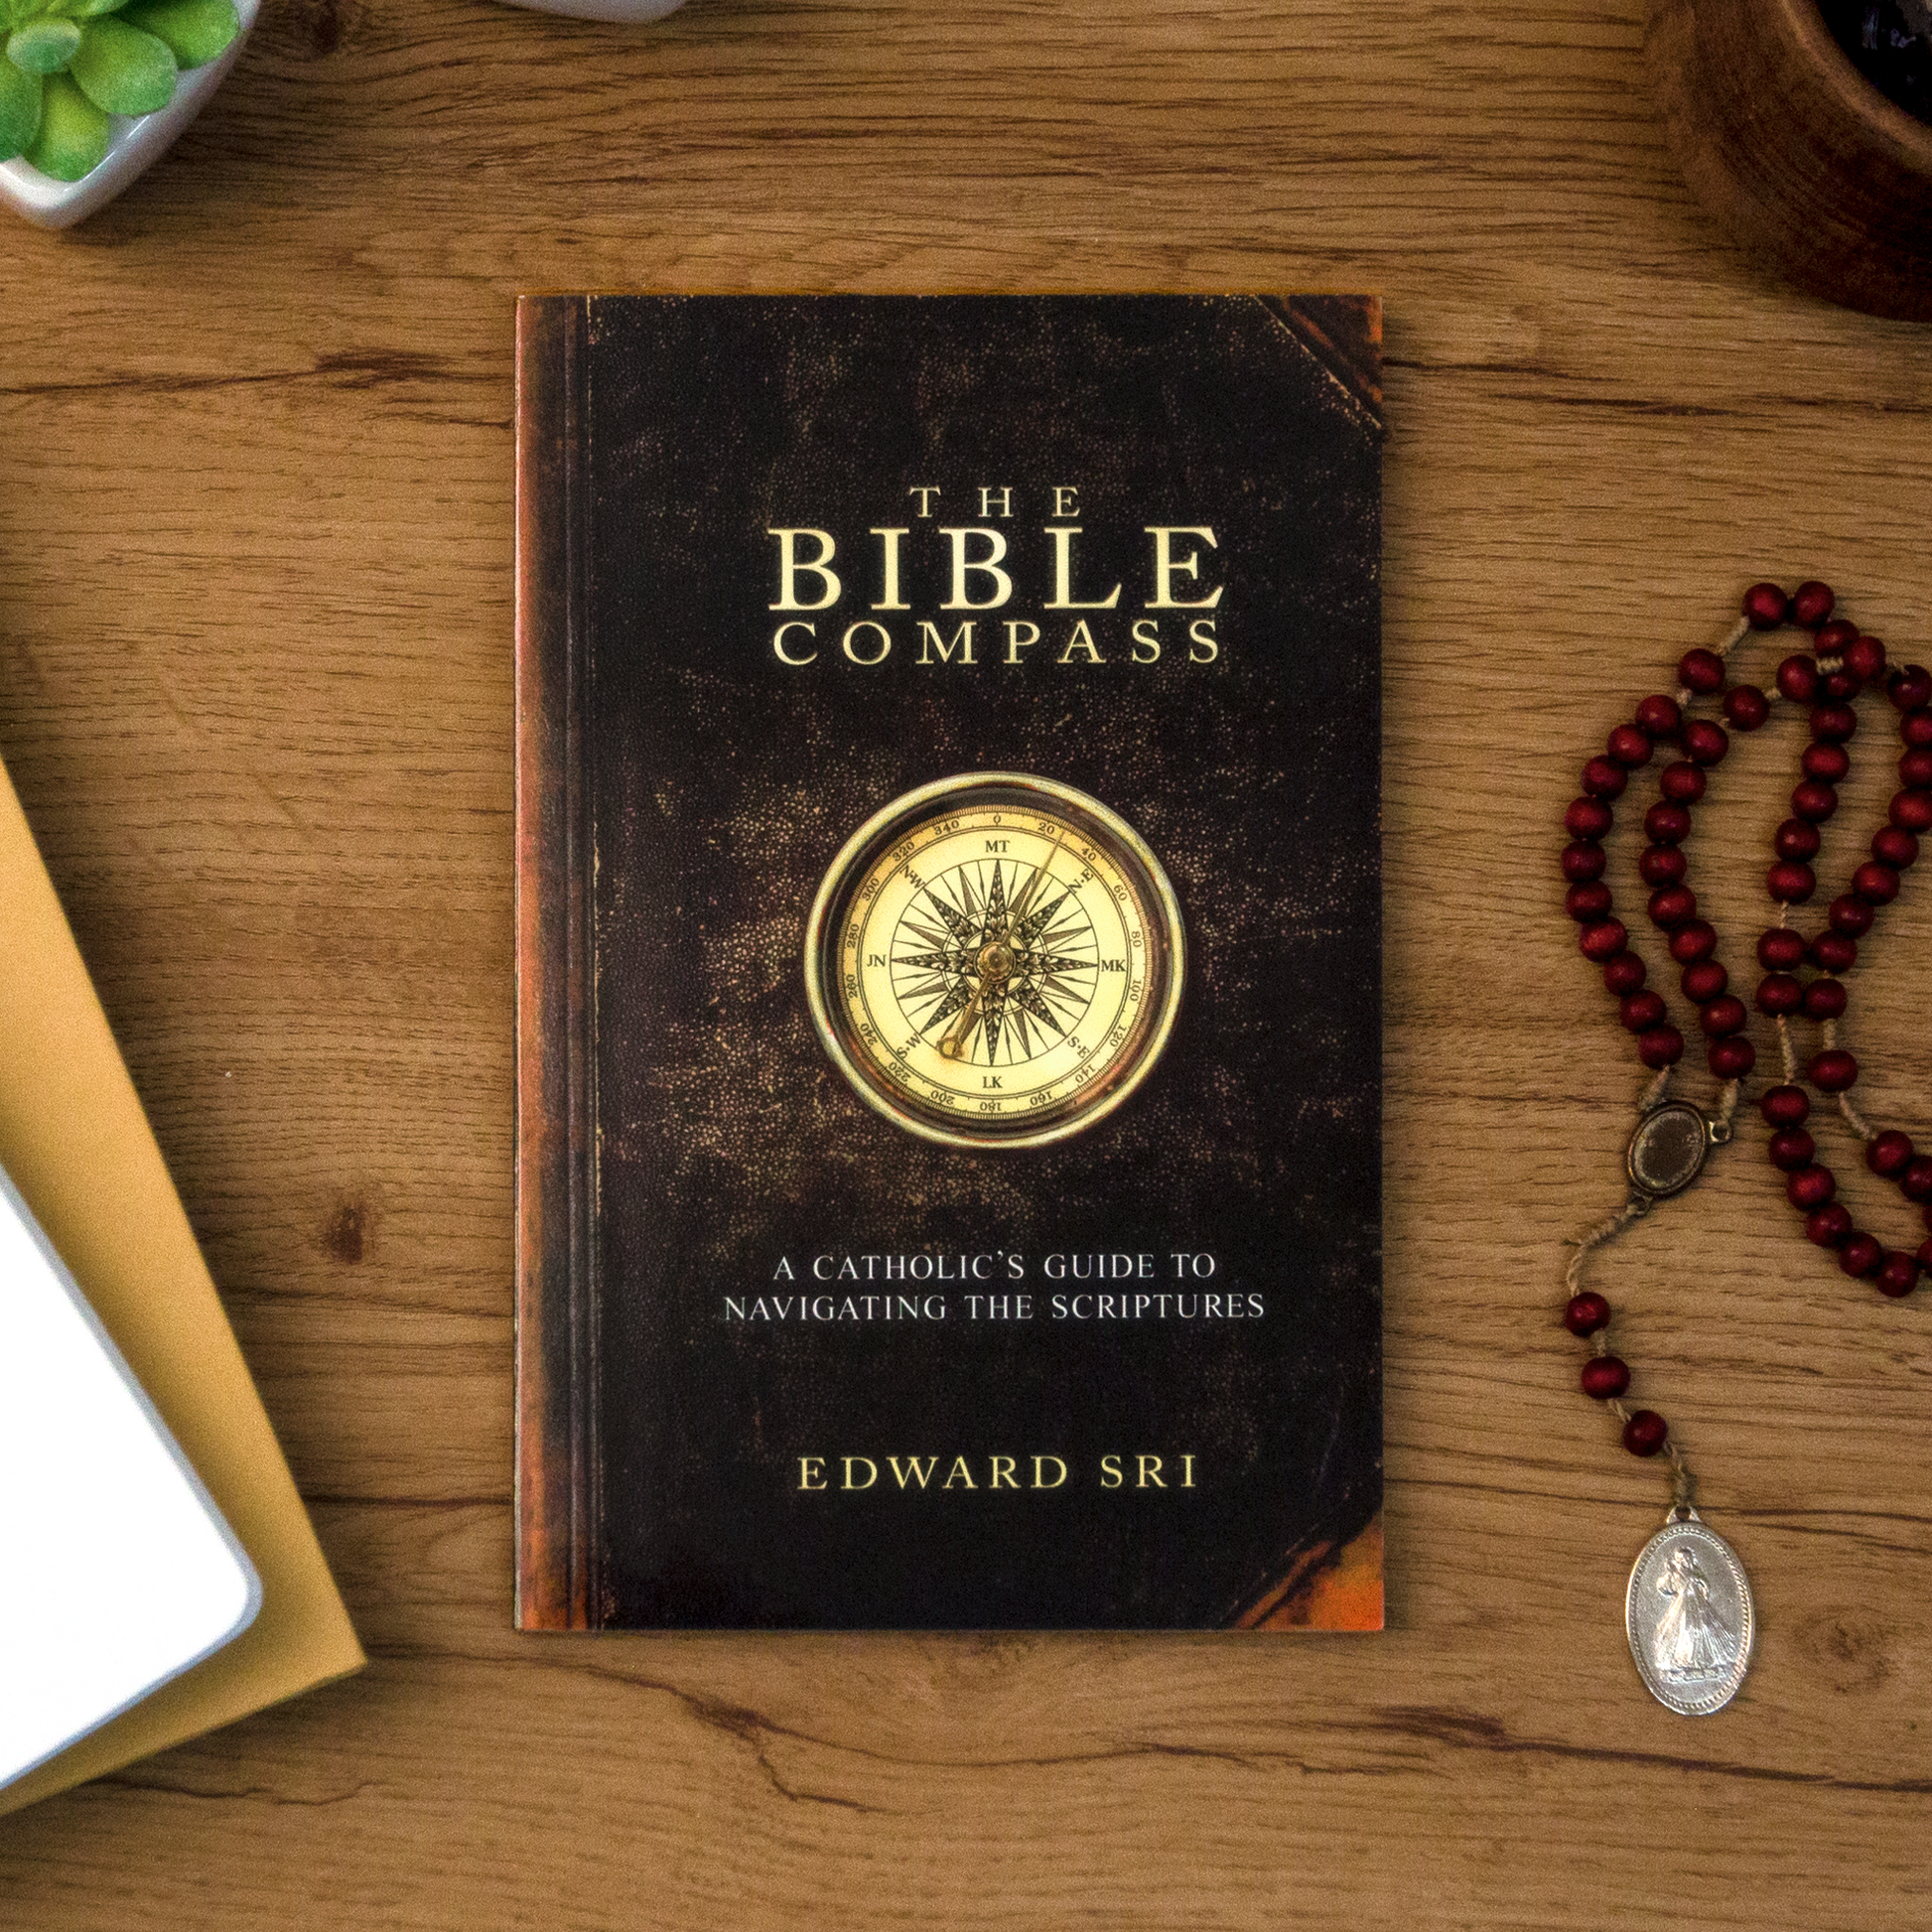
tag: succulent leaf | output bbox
[69,14,173,112]
[0,53,39,159]
[7,17,80,71]
[25,69,107,179]
[118,0,233,68]
[70,0,137,17]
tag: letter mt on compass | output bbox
[805,773,1185,1148]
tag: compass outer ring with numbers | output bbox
[804,772,1186,1150]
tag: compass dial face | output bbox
[805,774,1184,1148]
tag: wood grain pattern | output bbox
[2,0,1931,1922]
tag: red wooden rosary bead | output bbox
[1709,1035,1755,1078]
[1774,817,1821,860]
[1580,919,1628,962]
[1854,861,1901,904]
[1811,932,1858,973]
[1906,706,1932,744]
[1563,841,1607,883]
[1681,960,1726,1003]
[1741,582,1788,628]
[1811,702,1858,744]
[1658,760,1707,804]
[1787,1165,1837,1209]
[1581,755,1628,798]
[1620,991,1666,1032]
[1769,1128,1816,1172]
[1645,801,1692,845]
[1607,723,1654,766]
[1900,747,1932,788]
[1871,826,1919,870]
[1767,859,1816,903]
[1758,927,1807,971]
[1827,895,1873,938]
[1669,920,1718,963]
[1698,994,1747,1036]
[1567,883,1613,922]
[1803,976,1848,1020]
[1761,1083,1811,1127]
[1845,634,1887,681]
[1810,1048,1860,1092]
[1891,789,1932,833]
[1637,1026,1684,1068]
[1582,1356,1631,1400]
[1683,719,1730,765]
[1840,1232,1883,1278]
[1792,779,1839,822]
[1755,972,1802,1016]
[1807,1202,1854,1245]
[1635,694,1682,738]
[1791,581,1835,628]
[1876,1252,1921,1299]
[1566,796,1612,839]
[1648,886,1697,927]
[1777,654,1821,704]
[1639,845,1688,887]
[1802,742,1851,782]
[1679,645,1727,692]
[1868,1130,1915,1178]
[1723,684,1770,730]
[1823,668,1863,702]
[1564,1291,1611,1335]
[1903,1159,1932,1204]
[1891,665,1932,711]
[1603,953,1647,996]
[1622,1410,1669,1456]
[1816,618,1859,656]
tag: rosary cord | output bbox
[1565,1198,1644,1296]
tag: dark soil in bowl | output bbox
[1818,0,1932,121]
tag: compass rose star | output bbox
[985,860,1007,937]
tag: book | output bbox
[516,294,1383,1630]
[0,754,362,1818]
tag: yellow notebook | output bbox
[0,754,362,1819]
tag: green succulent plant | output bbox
[1,0,240,183]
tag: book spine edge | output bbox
[514,293,598,1630]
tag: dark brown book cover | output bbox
[515,295,1382,1630]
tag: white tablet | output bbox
[0,1163,261,1790]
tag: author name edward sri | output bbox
[797,1452,1197,1492]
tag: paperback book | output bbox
[515,294,1383,1629]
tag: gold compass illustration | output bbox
[805,773,1185,1149]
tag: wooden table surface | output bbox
[4,0,1932,1924]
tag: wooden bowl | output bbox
[1645,0,1932,319]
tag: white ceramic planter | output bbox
[0,0,259,230]
[496,0,688,20]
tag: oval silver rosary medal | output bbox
[1625,1506,1754,1715]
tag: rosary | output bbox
[1560,579,1932,1715]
